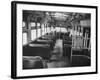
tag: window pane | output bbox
[80,20,90,27]
[61,28,67,33]
[30,22,35,27]
[23,33,27,45]
[22,22,25,27]
[44,27,47,34]
[37,23,40,26]
[41,24,45,35]
[51,26,54,32]
[31,30,36,41]
[37,29,41,38]
[55,27,60,32]
[47,27,50,33]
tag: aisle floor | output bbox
[47,39,70,68]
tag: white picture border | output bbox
[16,3,96,77]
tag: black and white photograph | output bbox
[11,1,97,79]
[23,10,91,69]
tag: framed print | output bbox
[11,1,98,79]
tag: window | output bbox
[30,22,35,27]
[31,30,36,41]
[51,26,54,32]
[61,28,67,33]
[44,24,47,34]
[22,21,28,45]
[37,23,40,27]
[47,27,51,33]
[55,27,60,32]
[23,33,27,45]
[41,24,45,35]
[37,28,41,38]
[22,22,26,27]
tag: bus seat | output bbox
[71,55,90,67]
[63,44,72,60]
[23,44,51,60]
[23,56,47,69]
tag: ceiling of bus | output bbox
[23,10,91,27]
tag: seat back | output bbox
[23,56,45,69]
[71,55,90,67]
[23,45,51,60]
